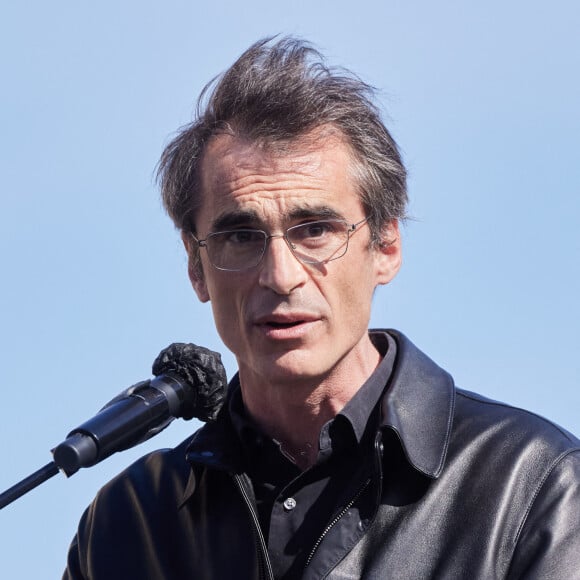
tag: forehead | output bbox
[196,132,363,231]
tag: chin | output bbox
[255,349,332,384]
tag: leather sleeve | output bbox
[508,450,580,579]
[61,438,199,580]
[62,514,88,580]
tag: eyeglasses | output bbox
[190,217,369,272]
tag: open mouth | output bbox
[266,320,304,328]
[254,314,318,337]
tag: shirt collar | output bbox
[338,331,397,443]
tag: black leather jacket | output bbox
[64,331,580,579]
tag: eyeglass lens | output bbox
[205,219,353,271]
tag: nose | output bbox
[258,235,308,295]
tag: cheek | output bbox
[342,281,373,324]
[325,265,375,326]
[207,279,237,317]
[208,295,239,353]
[205,275,248,345]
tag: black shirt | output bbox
[229,331,396,579]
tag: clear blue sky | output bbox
[1,1,578,577]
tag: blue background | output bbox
[1,1,578,577]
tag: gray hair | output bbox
[158,36,407,246]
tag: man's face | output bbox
[184,133,401,388]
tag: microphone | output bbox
[51,343,228,477]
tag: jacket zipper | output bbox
[233,473,275,580]
[304,477,372,570]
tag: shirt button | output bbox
[283,497,297,511]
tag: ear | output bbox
[374,219,402,286]
[181,231,210,303]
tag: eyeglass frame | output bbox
[189,216,370,272]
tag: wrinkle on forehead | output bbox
[196,130,363,234]
[205,146,327,194]
[201,125,355,187]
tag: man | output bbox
[64,37,580,579]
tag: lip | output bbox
[253,312,321,340]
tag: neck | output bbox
[239,336,381,470]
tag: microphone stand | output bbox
[0,462,60,510]
[0,342,228,511]
[0,379,177,510]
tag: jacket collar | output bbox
[179,407,246,507]
[380,329,455,478]
[185,403,245,472]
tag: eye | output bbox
[293,220,339,240]
[223,230,264,244]
[305,223,327,238]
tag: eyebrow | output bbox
[288,206,344,221]
[211,210,260,231]
[210,205,345,232]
